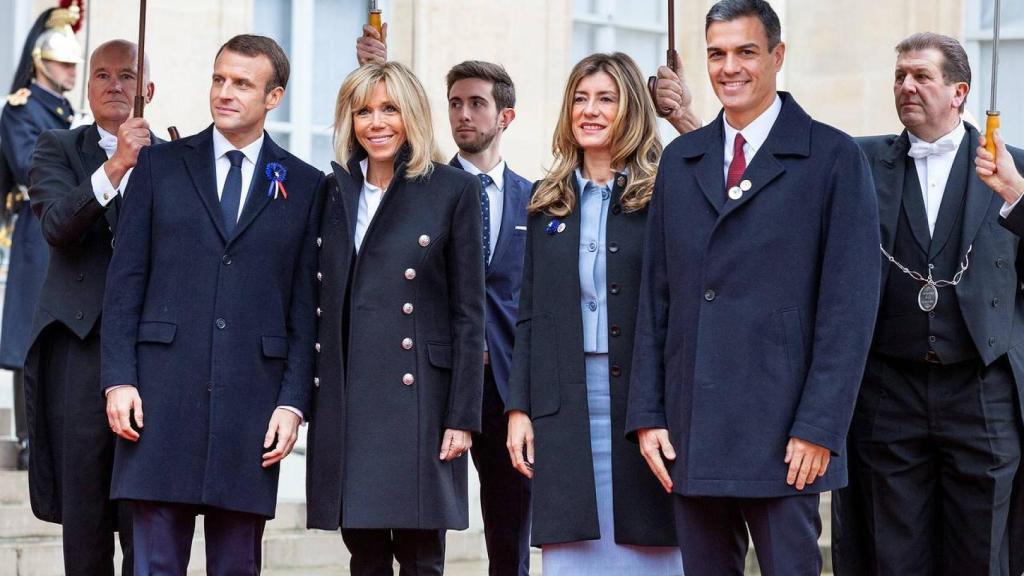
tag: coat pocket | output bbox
[428,342,453,369]
[137,321,176,344]
[779,307,808,387]
[261,336,289,359]
[529,314,560,418]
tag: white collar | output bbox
[457,155,506,191]
[907,120,966,149]
[96,124,116,141]
[723,94,783,154]
[358,158,384,193]
[213,127,264,165]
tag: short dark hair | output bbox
[895,32,971,110]
[445,61,516,110]
[705,0,782,50]
[215,34,290,93]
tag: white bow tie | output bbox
[97,133,118,155]
[907,139,956,159]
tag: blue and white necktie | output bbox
[478,173,493,267]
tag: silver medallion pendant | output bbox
[918,283,939,312]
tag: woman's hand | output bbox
[506,410,535,479]
[440,428,472,461]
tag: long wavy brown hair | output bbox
[528,52,662,216]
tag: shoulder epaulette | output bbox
[6,88,30,107]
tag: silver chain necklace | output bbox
[878,244,972,312]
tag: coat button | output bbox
[222,254,232,265]
[610,325,621,337]
[612,204,622,215]
[75,311,84,320]
[316,237,323,248]
[996,258,1005,268]
[704,289,716,302]
[405,268,416,280]
[314,377,320,387]
[76,273,84,282]
[928,335,936,343]
[316,307,322,318]
[315,342,321,353]
[215,318,227,330]
[992,298,1000,308]
[610,364,622,377]
[207,381,214,391]
[989,337,997,347]
[402,303,414,315]
[402,373,415,386]
[616,175,626,188]
[587,301,598,312]
[588,242,597,252]
[402,337,414,350]
[608,242,619,254]
[418,234,430,247]
[610,283,621,295]
[317,271,323,282]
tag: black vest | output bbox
[873,140,978,364]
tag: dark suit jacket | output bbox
[23,123,158,522]
[306,152,485,531]
[448,156,530,400]
[101,126,323,518]
[627,92,881,498]
[504,175,677,546]
[832,125,1024,576]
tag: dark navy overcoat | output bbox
[627,93,881,498]
[101,126,323,518]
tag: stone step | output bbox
[0,470,28,503]
[0,439,18,471]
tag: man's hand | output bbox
[506,410,534,479]
[439,428,472,462]
[638,428,676,493]
[976,130,1024,206]
[356,23,388,66]
[785,437,831,491]
[657,53,701,135]
[103,117,151,189]
[106,386,143,442]
[261,408,301,468]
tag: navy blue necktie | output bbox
[478,173,493,267]
[221,150,245,236]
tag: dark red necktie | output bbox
[726,132,747,193]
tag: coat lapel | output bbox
[231,133,286,243]
[183,127,228,242]
[693,117,726,214]
[876,133,909,256]
[927,134,971,260]
[487,166,524,274]
[77,125,119,231]
[900,160,933,254]
[960,123,1000,261]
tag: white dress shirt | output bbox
[907,121,966,236]
[354,159,386,253]
[89,125,132,206]
[456,155,506,263]
[213,128,264,223]
[723,94,783,183]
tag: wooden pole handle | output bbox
[985,112,1000,156]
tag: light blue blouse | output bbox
[576,169,611,354]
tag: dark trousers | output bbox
[673,493,822,576]
[341,528,446,576]
[14,368,27,442]
[38,326,132,575]
[132,501,266,576]
[470,363,531,576]
[850,354,1021,575]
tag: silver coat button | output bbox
[317,271,323,282]
[316,237,323,248]
[405,268,416,280]
[315,342,321,353]
[401,337,414,350]
[418,234,430,247]
[314,376,320,387]
[402,303,414,315]
[316,307,322,318]
[402,373,415,386]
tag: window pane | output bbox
[269,131,290,151]
[313,0,363,128]
[311,133,336,172]
[574,0,599,16]
[977,40,1024,146]
[617,29,663,78]
[614,0,663,26]
[573,22,600,63]
[982,0,1024,29]
[255,0,292,123]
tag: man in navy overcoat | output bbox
[626,1,880,574]
[101,35,322,574]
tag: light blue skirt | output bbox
[542,354,684,576]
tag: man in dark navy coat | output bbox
[101,35,322,574]
[626,1,880,574]
[25,39,153,576]
[830,33,1024,576]
[0,6,80,470]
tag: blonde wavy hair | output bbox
[528,52,662,216]
[333,61,443,179]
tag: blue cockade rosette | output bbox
[265,162,288,200]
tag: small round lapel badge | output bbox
[740,179,752,192]
[616,175,626,188]
[418,234,430,247]
[728,186,743,200]
[557,222,567,233]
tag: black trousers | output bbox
[673,493,822,575]
[470,363,531,576]
[341,528,446,576]
[38,326,132,575]
[850,354,1021,575]
[132,501,266,576]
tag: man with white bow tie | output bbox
[22,39,155,576]
[832,32,1024,576]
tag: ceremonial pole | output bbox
[648,0,678,117]
[133,0,147,118]
[985,0,1001,155]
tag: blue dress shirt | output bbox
[575,169,611,354]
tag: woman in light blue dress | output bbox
[505,52,683,576]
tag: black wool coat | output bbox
[504,174,676,547]
[306,152,485,531]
